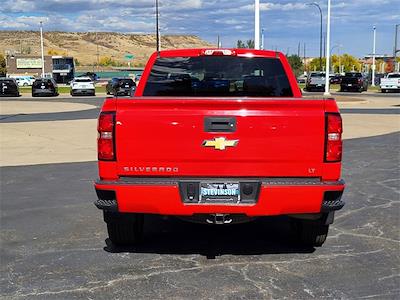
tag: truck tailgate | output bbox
[115,98,326,177]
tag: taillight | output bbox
[325,113,342,162]
[358,78,362,84]
[98,112,116,160]
[200,49,236,56]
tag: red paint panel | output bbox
[114,99,326,178]
[95,182,344,216]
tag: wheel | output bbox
[291,218,329,247]
[104,211,144,246]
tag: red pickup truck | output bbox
[94,48,345,247]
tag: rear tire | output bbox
[104,211,144,246]
[292,218,329,247]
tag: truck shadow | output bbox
[103,215,315,257]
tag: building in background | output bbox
[52,56,75,83]
[6,55,75,83]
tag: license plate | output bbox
[41,85,45,89]
[125,85,129,88]
[347,84,352,86]
[317,84,322,87]
[200,182,240,203]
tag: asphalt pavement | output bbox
[1,95,399,299]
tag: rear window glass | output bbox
[143,56,293,97]
[310,73,324,77]
[75,78,92,82]
[120,79,134,86]
[1,79,15,84]
[345,73,362,77]
[388,74,400,78]
[33,80,51,87]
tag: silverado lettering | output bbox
[123,166,179,173]
[94,48,345,247]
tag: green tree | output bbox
[335,54,361,72]
[287,55,303,76]
[0,54,6,76]
[47,48,67,56]
[236,39,255,49]
[309,57,326,72]
[99,56,113,66]
[309,54,361,73]
[237,40,246,48]
[246,39,255,49]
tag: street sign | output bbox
[124,54,134,60]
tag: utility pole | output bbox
[303,43,306,73]
[40,21,45,78]
[254,0,260,49]
[324,0,331,97]
[96,31,99,72]
[155,0,160,52]
[261,29,265,50]
[372,26,376,87]
[394,24,399,58]
[308,3,323,70]
[217,35,221,48]
[298,42,300,57]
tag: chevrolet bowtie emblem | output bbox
[202,137,239,150]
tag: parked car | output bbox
[106,78,136,96]
[10,75,36,87]
[380,73,400,93]
[369,73,385,86]
[70,77,96,96]
[79,72,99,82]
[32,78,59,97]
[340,72,368,92]
[134,73,142,85]
[329,74,342,84]
[305,72,325,92]
[0,78,20,97]
[297,74,307,84]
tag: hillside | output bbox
[0,31,214,68]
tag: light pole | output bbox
[261,28,265,50]
[254,0,260,49]
[308,2,323,70]
[95,31,99,72]
[372,26,376,87]
[394,24,399,58]
[40,21,45,77]
[323,0,331,97]
[155,0,160,52]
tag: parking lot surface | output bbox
[1,95,399,299]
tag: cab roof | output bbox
[154,48,283,58]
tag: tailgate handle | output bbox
[204,117,236,132]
